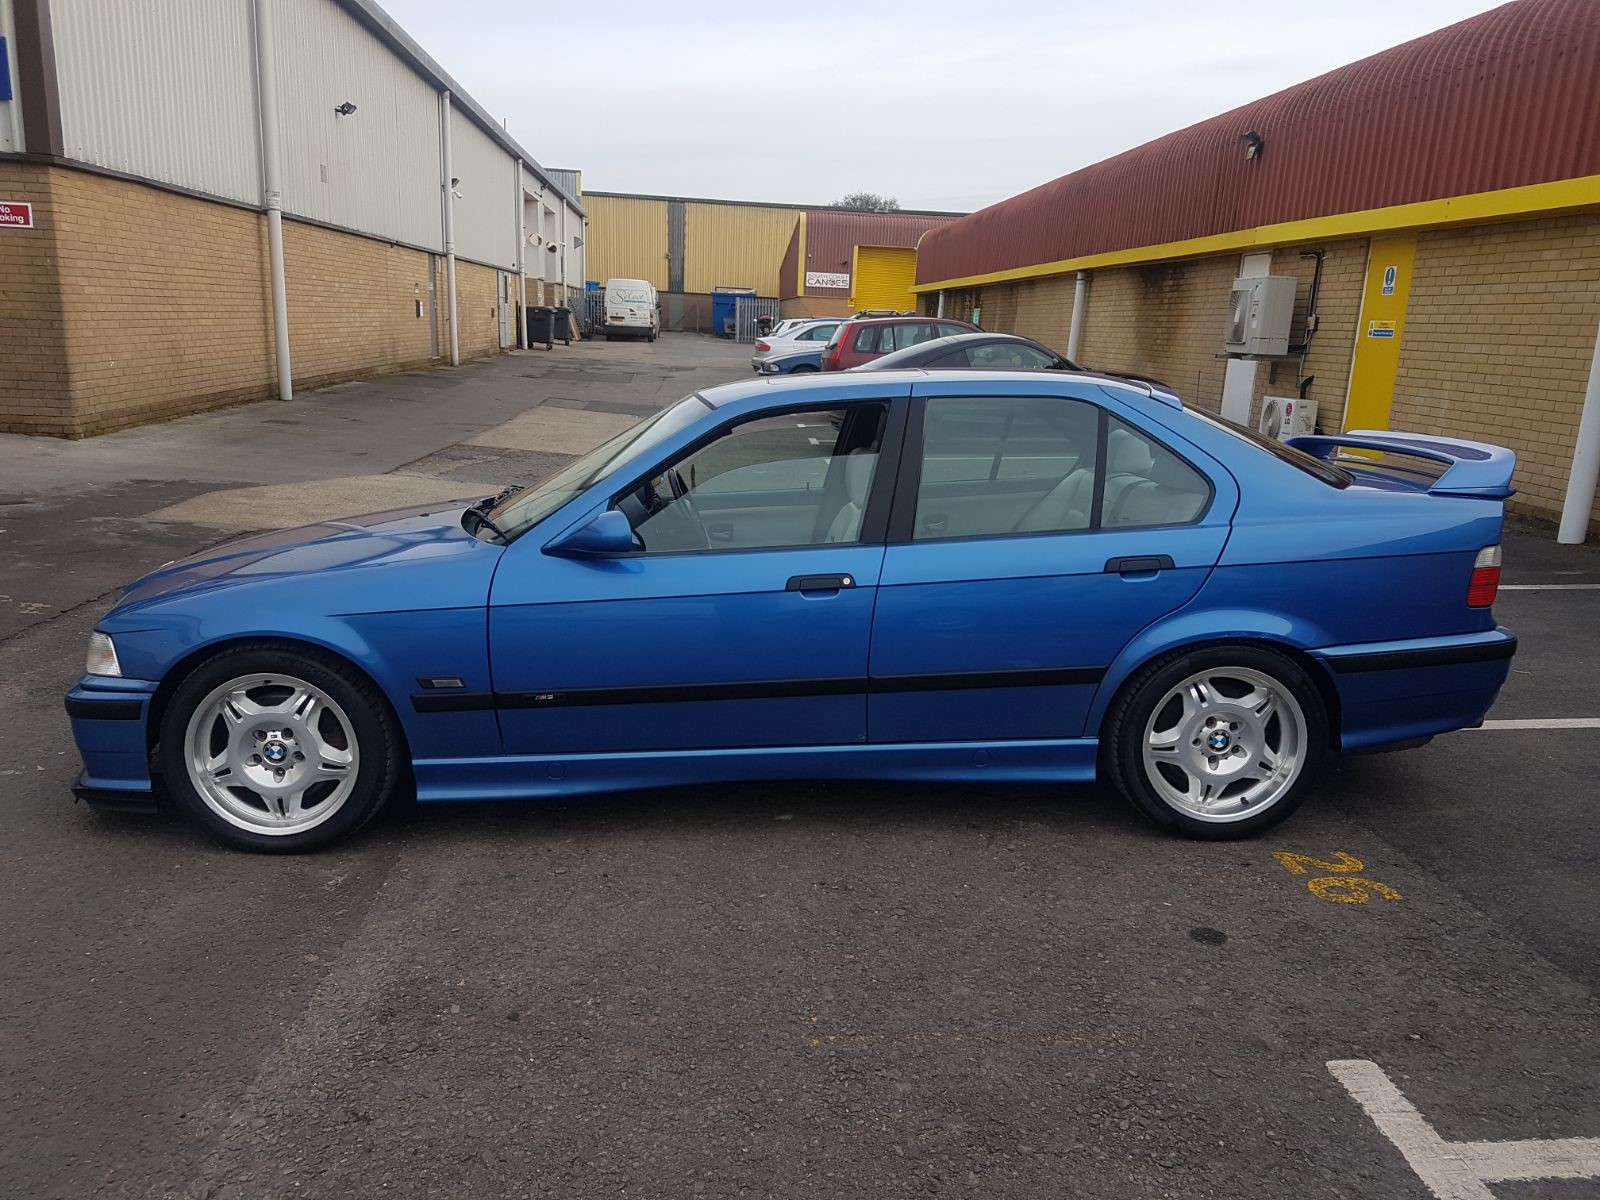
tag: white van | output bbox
[604,278,660,342]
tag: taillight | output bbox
[1466,544,1501,607]
[755,341,770,352]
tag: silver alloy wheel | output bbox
[1142,666,1306,823]
[183,673,360,836]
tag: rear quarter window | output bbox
[1190,411,1351,488]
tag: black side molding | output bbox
[64,697,143,721]
[1326,637,1517,674]
[411,691,497,713]
[871,666,1105,693]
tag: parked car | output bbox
[751,319,842,368]
[752,346,824,375]
[766,318,825,340]
[67,370,1516,852]
[821,317,979,371]
[603,278,659,342]
[857,332,1077,372]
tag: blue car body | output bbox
[67,371,1516,818]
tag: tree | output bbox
[831,192,901,212]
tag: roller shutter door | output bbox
[850,246,918,313]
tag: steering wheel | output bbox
[662,467,710,549]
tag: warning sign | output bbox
[1367,320,1396,339]
[0,201,34,229]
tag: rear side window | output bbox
[910,397,1212,541]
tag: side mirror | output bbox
[545,510,635,558]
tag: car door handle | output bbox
[787,574,856,592]
[1105,555,1174,577]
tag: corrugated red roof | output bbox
[804,210,958,295]
[917,0,1600,286]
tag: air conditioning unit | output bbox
[1224,275,1296,357]
[1258,396,1318,441]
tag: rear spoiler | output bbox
[1286,429,1516,499]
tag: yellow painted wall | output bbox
[584,194,669,290]
[683,203,798,295]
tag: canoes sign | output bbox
[0,201,34,229]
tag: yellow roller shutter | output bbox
[850,246,918,312]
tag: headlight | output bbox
[86,631,122,677]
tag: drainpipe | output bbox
[252,0,292,399]
[514,160,526,349]
[1066,270,1089,363]
[936,291,945,318]
[1557,318,1600,544]
[439,90,460,366]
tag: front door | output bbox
[489,395,905,755]
[868,381,1235,744]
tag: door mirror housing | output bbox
[545,510,635,558]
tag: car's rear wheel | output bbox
[159,644,401,853]
[1104,644,1326,839]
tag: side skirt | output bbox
[412,739,1100,804]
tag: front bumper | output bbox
[64,675,158,806]
[1313,627,1516,751]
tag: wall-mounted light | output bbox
[334,101,358,117]
[1239,130,1264,160]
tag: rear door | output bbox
[868,379,1237,744]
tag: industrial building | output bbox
[584,192,959,331]
[914,0,1600,538]
[0,0,584,437]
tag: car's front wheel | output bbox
[1104,644,1326,839]
[159,644,402,853]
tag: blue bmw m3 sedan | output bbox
[66,370,1518,852]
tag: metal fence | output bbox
[734,296,780,343]
[582,291,607,338]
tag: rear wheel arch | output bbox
[1095,635,1342,751]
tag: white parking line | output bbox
[1473,718,1600,730]
[1500,583,1600,590]
[1328,1059,1600,1199]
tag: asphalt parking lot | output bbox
[2,336,1599,1200]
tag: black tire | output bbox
[158,642,403,853]
[1102,642,1327,840]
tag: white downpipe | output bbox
[514,161,526,349]
[252,0,292,400]
[1557,318,1600,543]
[440,91,460,367]
[935,291,945,318]
[1066,270,1089,363]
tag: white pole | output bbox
[514,161,526,349]
[440,91,460,367]
[935,291,945,318]
[1066,270,1089,363]
[1557,318,1600,544]
[252,0,292,400]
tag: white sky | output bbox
[377,0,1512,212]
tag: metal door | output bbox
[734,296,780,342]
[428,255,440,358]
[498,272,514,348]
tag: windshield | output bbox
[485,396,711,540]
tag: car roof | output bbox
[698,368,1181,410]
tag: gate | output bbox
[583,290,606,337]
[734,296,780,343]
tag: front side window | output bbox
[617,404,889,553]
[800,323,838,342]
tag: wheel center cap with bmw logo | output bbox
[1207,731,1232,753]
[263,740,289,765]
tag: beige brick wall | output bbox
[1392,213,1600,526]
[1,165,510,437]
[283,221,436,390]
[0,163,74,436]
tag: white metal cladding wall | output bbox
[1,0,23,154]
[49,0,260,203]
[448,104,516,269]
[271,0,442,250]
